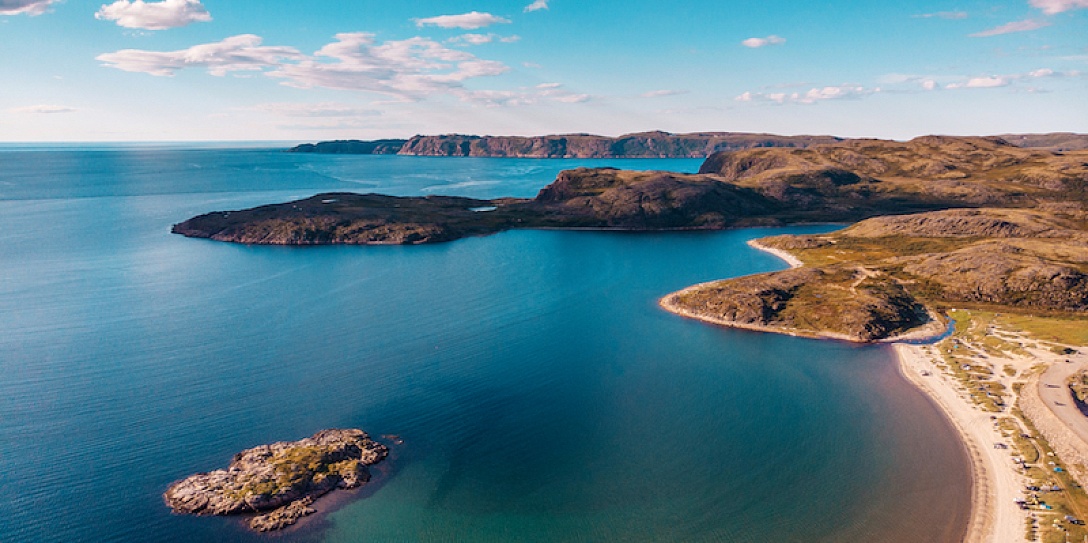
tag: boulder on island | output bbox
[164,429,387,532]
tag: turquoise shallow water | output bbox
[0,149,970,542]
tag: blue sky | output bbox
[1,0,1085,141]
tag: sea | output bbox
[0,145,971,542]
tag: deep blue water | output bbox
[0,148,970,542]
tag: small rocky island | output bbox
[164,429,387,532]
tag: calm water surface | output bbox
[0,148,970,542]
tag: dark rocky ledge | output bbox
[164,429,387,532]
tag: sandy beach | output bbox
[746,239,803,269]
[721,238,1088,543]
[895,343,1027,543]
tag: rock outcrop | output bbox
[164,429,387,532]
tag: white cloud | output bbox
[945,68,1075,89]
[96,34,304,76]
[458,83,592,107]
[254,102,380,118]
[522,62,542,68]
[642,89,689,98]
[451,33,495,45]
[553,93,590,103]
[921,79,938,90]
[735,85,878,104]
[0,0,61,15]
[415,11,510,29]
[913,11,968,19]
[970,18,1051,37]
[741,35,786,48]
[948,76,1010,88]
[1030,0,1088,14]
[97,33,511,100]
[448,33,520,45]
[95,0,210,30]
[524,0,548,12]
[9,104,76,113]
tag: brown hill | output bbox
[665,207,1088,341]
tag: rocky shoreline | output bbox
[164,429,387,532]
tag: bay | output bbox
[0,148,970,542]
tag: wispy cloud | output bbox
[459,82,591,107]
[741,35,786,48]
[642,89,689,98]
[254,102,381,118]
[947,76,1010,89]
[970,18,1051,37]
[1030,0,1088,14]
[945,67,1076,89]
[524,0,548,12]
[913,11,968,19]
[415,11,510,29]
[9,104,76,114]
[447,33,520,45]
[736,85,878,104]
[97,33,511,100]
[0,0,61,15]
[95,0,211,30]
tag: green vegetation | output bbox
[225,444,365,501]
[1001,314,1088,347]
[1070,371,1088,404]
[1007,407,1088,542]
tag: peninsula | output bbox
[164,429,387,532]
[176,135,1086,252]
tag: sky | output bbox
[0,0,1085,141]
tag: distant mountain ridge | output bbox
[287,131,1088,158]
[288,131,842,158]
